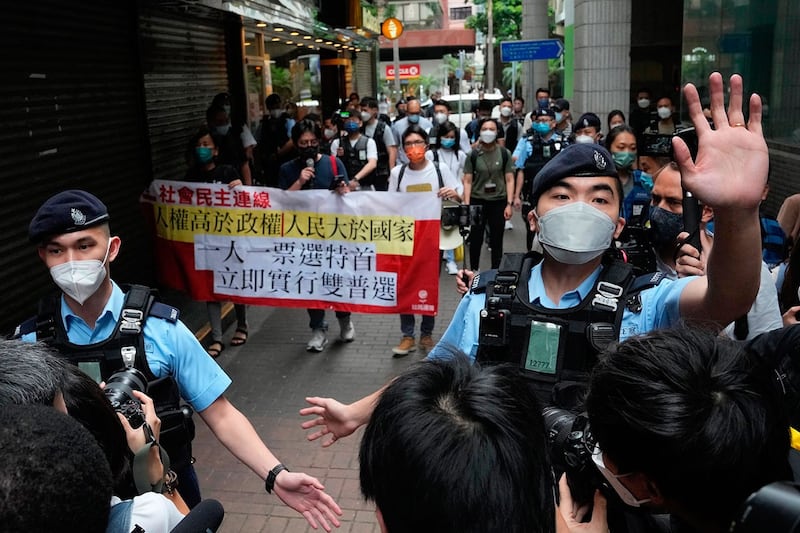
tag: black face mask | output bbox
[298,145,319,162]
[648,206,684,248]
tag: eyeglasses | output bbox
[297,141,319,148]
[403,140,426,147]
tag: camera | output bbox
[104,367,148,429]
[328,176,347,190]
[543,407,608,507]
[441,204,482,233]
[640,127,698,161]
[731,482,800,533]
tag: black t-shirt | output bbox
[184,164,241,184]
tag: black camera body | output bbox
[104,367,148,429]
[543,407,607,507]
[441,204,483,234]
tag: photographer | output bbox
[582,327,794,533]
[301,73,769,445]
[279,118,355,354]
[15,190,342,530]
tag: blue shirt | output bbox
[22,282,231,412]
[512,133,565,169]
[429,262,693,361]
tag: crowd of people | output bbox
[6,71,800,533]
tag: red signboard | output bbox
[385,64,421,80]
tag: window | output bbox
[450,6,472,20]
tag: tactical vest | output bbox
[15,285,196,470]
[364,120,390,181]
[522,133,563,201]
[474,252,663,410]
[341,135,374,186]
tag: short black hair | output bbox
[0,404,112,532]
[291,118,322,145]
[360,356,553,533]
[604,124,637,151]
[535,87,550,96]
[433,99,451,111]
[587,327,791,529]
[361,97,379,109]
[265,93,282,109]
[607,109,626,130]
[514,96,525,105]
[400,124,429,145]
[205,104,227,125]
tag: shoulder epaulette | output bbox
[470,269,498,294]
[629,271,666,294]
[150,302,180,323]
[12,316,38,339]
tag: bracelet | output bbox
[265,463,290,494]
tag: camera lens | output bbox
[104,368,147,410]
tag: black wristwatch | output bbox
[265,463,290,494]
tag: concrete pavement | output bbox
[188,220,529,532]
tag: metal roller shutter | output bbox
[138,5,229,181]
[0,1,152,334]
[354,48,377,98]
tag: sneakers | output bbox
[446,261,459,275]
[392,336,417,357]
[419,335,435,353]
[338,317,355,342]
[306,329,328,352]
[505,220,514,230]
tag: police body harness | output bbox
[474,252,663,410]
[15,285,196,470]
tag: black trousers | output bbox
[469,197,506,270]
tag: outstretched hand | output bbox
[273,471,343,531]
[300,397,362,447]
[675,73,768,211]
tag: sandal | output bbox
[230,327,248,347]
[207,341,225,358]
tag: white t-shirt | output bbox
[240,124,257,149]
[427,148,467,180]
[364,120,397,147]
[110,492,185,533]
[330,135,378,161]
[388,159,462,196]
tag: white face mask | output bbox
[479,130,497,144]
[575,134,595,144]
[270,109,282,119]
[591,445,652,508]
[323,128,337,140]
[360,111,372,122]
[637,98,650,109]
[657,106,672,119]
[536,202,616,264]
[500,107,512,117]
[434,112,448,125]
[49,240,111,305]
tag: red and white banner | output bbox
[385,63,421,80]
[143,180,441,315]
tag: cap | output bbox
[29,190,110,243]
[575,112,602,131]
[531,144,619,205]
[553,98,570,111]
[534,107,555,119]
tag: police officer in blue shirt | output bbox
[300,73,769,446]
[19,190,342,531]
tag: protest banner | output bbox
[143,180,441,315]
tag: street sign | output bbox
[500,39,564,62]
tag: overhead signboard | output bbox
[500,39,564,62]
[385,64,421,80]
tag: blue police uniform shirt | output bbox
[429,262,694,360]
[512,132,564,169]
[22,282,231,412]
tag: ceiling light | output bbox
[274,27,284,32]
[285,40,293,44]
[256,22,267,28]
[272,37,280,41]
[290,31,299,36]
[303,35,312,40]
[325,41,333,45]
[315,38,323,42]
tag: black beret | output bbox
[29,190,110,243]
[531,144,619,205]
[534,107,555,119]
[575,112,602,131]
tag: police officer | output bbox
[17,190,342,530]
[512,107,565,251]
[299,73,770,443]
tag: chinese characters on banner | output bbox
[143,180,441,315]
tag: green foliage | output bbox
[270,65,292,101]
[464,0,522,42]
